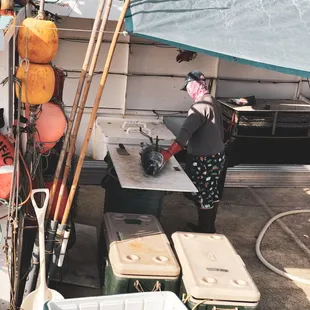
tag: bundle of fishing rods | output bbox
[5,0,131,308]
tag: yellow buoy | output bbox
[17,17,59,64]
[15,62,55,105]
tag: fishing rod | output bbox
[46,0,107,219]
[43,0,108,282]
[59,0,131,227]
[47,0,114,280]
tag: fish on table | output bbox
[139,144,165,176]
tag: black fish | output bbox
[140,145,165,176]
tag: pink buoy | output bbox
[25,102,66,152]
[0,166,13,200]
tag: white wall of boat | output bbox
[1,10,310,158]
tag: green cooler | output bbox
[101,212,181,295]
[172,232,261,310]
[101,166,165,219]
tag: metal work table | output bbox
[107,145,197,193]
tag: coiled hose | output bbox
[256,209,310,285]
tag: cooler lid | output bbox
[104,213,180,277]
[107,145,198,192]
[172,232,260,303]
[96,116,175,146]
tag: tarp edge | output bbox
[124,29,310,79]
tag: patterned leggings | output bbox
[189,152,226,209]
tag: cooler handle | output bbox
[182,294,239,310]
[134,280,161,292]
[122,121,147,129]
[212,308,239,310]
[126,127,152,136]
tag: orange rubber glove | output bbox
[160,141,183,161]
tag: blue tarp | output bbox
[125,0,310,78]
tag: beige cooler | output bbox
[172,232,261,309]
[101,213,180,295]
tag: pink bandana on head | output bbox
[186,78,209,102]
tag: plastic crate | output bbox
[47,291,187,310]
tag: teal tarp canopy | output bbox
[125,0,310,78]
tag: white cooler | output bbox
[172,232,261,310]
[94,116,176,160]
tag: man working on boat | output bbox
[160,70,225,233]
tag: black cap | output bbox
[180,70,206,91]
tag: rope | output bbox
[134,280,144,292]
[19,27,30,106]
[15,25,129,35]
[3,136,33,207]
[133,280,162,292]
[182,294,237,310]
[152,281,161,291]
[5,21,34,307]
[18,150,32,206]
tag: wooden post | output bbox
[46,0,107,219]
[61,0,131,225]
[53,0,113,221]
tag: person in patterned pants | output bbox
[161,70,225,233]
[186,152,225,232]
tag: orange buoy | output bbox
[17,17,59,64]
[0,133,14,166]
[0,134,14,199]
[0,166,13,200]
[16,62,55,105]
[25,102,66,152]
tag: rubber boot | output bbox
[185,200,201,232]
[198,208,214,233]
[210,202,219,233]
[185,222,200,232]
[198,202,219,233]
[186,208,216,233]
